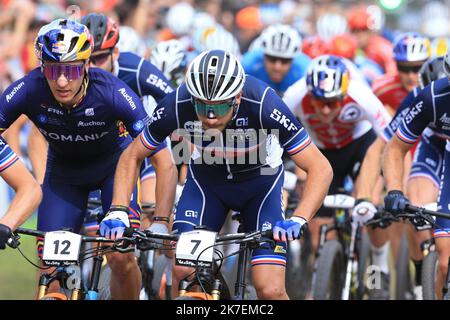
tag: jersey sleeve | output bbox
[348,80,392,141]
[395,87,433,144]
[383,89,416,141]
[0,137,19,173]
[0,78,28,131]
[113,80,150,138]
[137,59,174,103]
[282,78,308,114]
[139,91,179,152]
[261,87,312,156]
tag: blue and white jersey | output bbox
[396,78,450,144]
[241,49,311,95]
[0,137,19,173]
[384,86,420,141]
[0,68,150,160]
[116,52,174,102]
[140,76,312,180]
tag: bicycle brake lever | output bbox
[7,233,20,249]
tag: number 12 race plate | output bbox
[42,231,82,266]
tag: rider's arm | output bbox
[0,140,42,231]
[27,123,48,184]
[1,114,28,156]
[355,137,385,199]
[290,143,333,221]
[383,135,413,191]
[262,87,332,221]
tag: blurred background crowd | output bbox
[1,0,449,93]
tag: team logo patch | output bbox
[133,120,144,132]
[85,108,94,116]
[274,245,286,254]
[38,114,48,124]
[338,103,362,123]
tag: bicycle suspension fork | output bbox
[342,223,359,300]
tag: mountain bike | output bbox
[7,227,136,300]
[312,194,384,300]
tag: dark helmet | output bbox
[81,13,119,52]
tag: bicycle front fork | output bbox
[442,257,450,300]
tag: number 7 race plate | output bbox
[42,231,82,266]
[175,230,217,268]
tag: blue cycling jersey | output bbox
[241,49,311,95]
[116,52,174,102]
[396,78,450,143]
[0,137,19,173]
[354,56,384,86]
[384,87,420,140]
[0,68,150,160]
[140,75,312,180]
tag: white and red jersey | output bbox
[283,77,392,149]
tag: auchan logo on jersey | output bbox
[269,109,298,132]
[118,88,137,110]
[6,82,25,102]
[38,128,109,142]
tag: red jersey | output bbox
[365,35,396,75]
[372,73,408,114]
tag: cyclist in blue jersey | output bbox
[355,56,447,299]
[383,52,450,299]
[242,24,311,96]
[0,19,176,300]
[0,137,42,250]
[108,50,333,299]
[80,13,175,232]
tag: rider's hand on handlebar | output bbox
[0,223,12,250]
[351,199,377,226]
[384,190,409,216]
[146,222,169,245]
[273,216,307,242]
[100,205,130,240]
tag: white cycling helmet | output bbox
[117,26,146,56]
[316,13,348,42]
[193,26,241,57]
[444,51,450,77]
[150,39,187,86]
[166,2,195,37]
[186,50,245,101]
[393,32,431,63]
[260,24,301,59]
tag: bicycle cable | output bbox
[16,246,52,270]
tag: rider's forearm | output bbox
[355,138,385,199]
[293,157,333,221]
[28,125,48,184]
[154,158,178,219]
[111,145,142,207]
[382,140,408,192]
[0,180,42,230]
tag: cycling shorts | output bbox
[434,141,450,238]
[173,163,287,268]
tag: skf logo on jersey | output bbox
[85,108,95,116]
[6,82,25,103]
[117,121,129,138]
[269,109,298,131]
[118,88,137,110]
[146,74,173,94]
[184,121,203,132]
[405,101,424,124]
[151,108,165,123]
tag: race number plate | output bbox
[175,230,217,268]
[42,231,82,266]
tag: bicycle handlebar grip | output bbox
[123,227,136,238]
[261,229,273,239]
[7,234,20,249]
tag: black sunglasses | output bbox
[397,63,423,74]
[265,55,292,65]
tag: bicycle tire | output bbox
[97,263,112,300]
[395,234,413,300]
[356,232,371,299]
[422,251,438,300]
[150,254,170,299]
[313,240,345,300]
